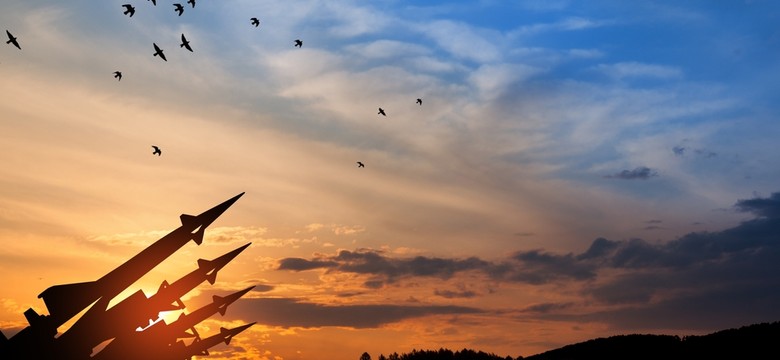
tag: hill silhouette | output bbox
[523,321,780,360]
[368,321,780,360]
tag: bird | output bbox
[180,33,193,52]
[5,30,20,50]
[113,71,122,81]
[122,4,135,17]
[153,43,167,61]
[148,0,157,5]
[152,146,162,156]
[187,0,195,8]
[416,98,422,105]
[357,162,365,168]
[174,3,184,16]
[250,18,260,27]
[294,39,303,48]
[378,108,386,116]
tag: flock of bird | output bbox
[4,1,426,169]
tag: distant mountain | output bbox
[371,321,780,360]
[523,321,780,360]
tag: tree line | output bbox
[358,320,780,360]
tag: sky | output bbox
[1,0,780,359]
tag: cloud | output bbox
[735,192,780,219]
[223,298,482,328]
[673,145,718,158]
[511,17,608,37]
[434,289,478,299]
[274,192,780,331]
[278,192,780,288]
[504,250,597,284]
[278,249,493,288]
[421,20,502,63]
[208,226,269,244]
[277,258,338,271]
[604,167,658,180]
[521,302,574,314]
[594,62,683,80]
[251,284,275,293]
[563,192,780,328]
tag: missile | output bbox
[120,242,252,328]
[92,286,255,360]
[53,243,252,354]
[172,322,256,359]
[37,192,244,328]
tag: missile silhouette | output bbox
[53,243,252,355]
[172,322,256,359]
[1,192,255,359]
[37,192,244,328]
[93,286,255,360]
[146,242,252,312]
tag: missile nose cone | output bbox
[202,243,252,284]
[193,192,245,230]
[222,285,255,306]
[222,322,256,344]
[180,193,244,245]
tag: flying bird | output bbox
[152,146,162,156]
[378,108,386,116]
[152,43,167,61]
[122,4,135,17]
[174,3,184,16]
[148,0,157,5]
[416,98,422,105]
[294,39,303,48]
[250,18,260,27]
[113,71,122,81]
[5,30,20,50]
[180,33,192,52]
[187,0,195,8]
[357,162,365,168]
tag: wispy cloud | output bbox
[421,20,502,63]
[223,297,482,328]
[594,62,683,80]
[510,17,609,37]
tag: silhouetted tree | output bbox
[361,351,372,360]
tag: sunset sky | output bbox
[2,1,780,359]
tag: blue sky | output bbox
[1,1,780,359]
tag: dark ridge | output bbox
[524,321,780,360]
[365,321,780,360]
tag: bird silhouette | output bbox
[416,98,422,105]
[187,0,195,8]
[5,30,20,50]
[180,33,193,52]
[378,108,386,116]
[153,43,167,61]
[152,146,162,156]
[174,3,184,16]
[113,71,122,81]
[357,162,365,168]
[122,4,135,17]
[250,18,260,27]
[294,39,303,48]
[148,0,157,5]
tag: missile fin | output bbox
[37,280,100,325]
[180,214,197,226]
